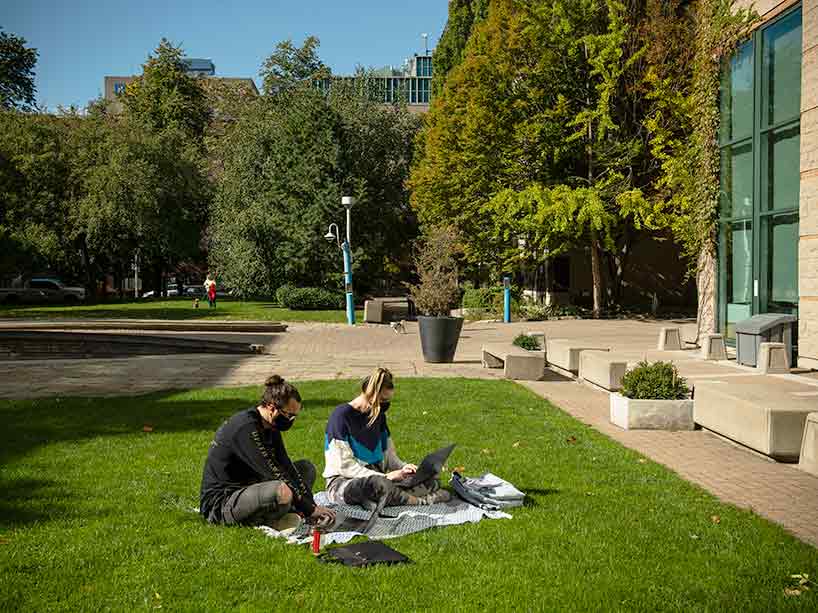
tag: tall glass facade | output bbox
[319,54,433,106]
[717,5,802,341]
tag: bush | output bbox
[512,334,541,351]
[275,284,294,306]
[620,361,689,400]
[407,226,462,317]
[280,287,343,310]
[462,283,522,320]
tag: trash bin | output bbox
[735,314,797,367]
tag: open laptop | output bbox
[396,443,456,489]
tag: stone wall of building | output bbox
[800,0,818,368]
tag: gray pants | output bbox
[326,473,440,509]
[220,459,316,526]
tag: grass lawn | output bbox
[2,378,817,612]
[0,298,363,323]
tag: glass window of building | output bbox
[717,5,801,341]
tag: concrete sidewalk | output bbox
[1,317,817,548]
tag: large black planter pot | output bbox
[417,315,464,363]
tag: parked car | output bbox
[141,285,180,298]
[184,285,205,298]
[0,277,86,305]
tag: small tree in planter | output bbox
[407,226,463,363]
[610,361,694,430]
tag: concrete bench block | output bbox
[798,413,818,477]
[657,327,682,351]
[701,333,727,361]
[481,344,546,380]
[579,351,627,391]
[610,393,694,430]
[694,379,817,460]
[364,300,384,323]
[546,339,609,374]
[757,342,789,374]
[504,354,546,381]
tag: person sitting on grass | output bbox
[199,375,335,529]
[323,367,450,509]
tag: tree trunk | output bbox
[696,242,718,344]
[590,232,604,319]
[79,237,96,303]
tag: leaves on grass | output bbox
[711,515,721,524]
[481,448,492,455]
[566,436,577,444]
[638,458,647,464]
[143,424,154,433]
[512,441,521,448]
[454,465,465,474]
[0,536,9,545]
[784,574,813,596]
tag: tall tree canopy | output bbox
[259,36,330,96]
[209,78,421,297]
[119,39,211,141]
[412,0,697,317]
[0,29,38,111]
[431,0,489,95]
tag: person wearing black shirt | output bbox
[200,375,335,528]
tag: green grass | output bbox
[1,378,816,612]
[0,298,363,323]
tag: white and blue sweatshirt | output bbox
[323,403,404,481]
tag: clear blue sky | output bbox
[1,0,448,110]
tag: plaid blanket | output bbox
[257,491,512,546]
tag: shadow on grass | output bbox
[522,488,561,507]
[0,477,84,529]
[0,392,253,467]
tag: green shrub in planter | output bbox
[621,360,689,400]
[281,287,343,310]
[512,333,541,351]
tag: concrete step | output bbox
[0,319,288,333]
[0,330,266,360]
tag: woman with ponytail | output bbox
[323,367,450,509]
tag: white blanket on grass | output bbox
[257,492,512,546]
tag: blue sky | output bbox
[1,0,448,110]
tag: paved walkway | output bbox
[2,318,818,547]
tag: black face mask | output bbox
[379,401,391,413]
[273,412,295,431]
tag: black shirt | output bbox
[199,407,316,522]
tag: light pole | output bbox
[325,196,356,325]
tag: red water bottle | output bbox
[312,529,321,554]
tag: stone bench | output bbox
[657,327,682,351]
[364,297,413,324]
[546,339,610,375]
[694,378,818,461]
[579,351,628,391]
[481,343,546,381]
[798,412,818,477]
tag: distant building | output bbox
[103,57,257,113]
[318,49,434,114]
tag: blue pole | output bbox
[503,281,511,323]
[342,241,355,325]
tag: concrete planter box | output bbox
[610,393,694,431]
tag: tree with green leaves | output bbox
[259,36,330,96]
[119,39,211,142]
[116,39,212,294]
[209,57,421,297]
[431,0,489,96]
[0,29,38,111]
[413,0,696,318]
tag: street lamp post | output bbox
[325,196,356,325]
